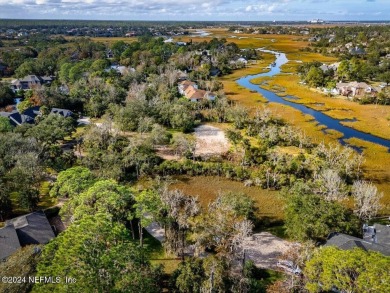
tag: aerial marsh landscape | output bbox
[1,4,390,291]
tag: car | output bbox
[276,260,302,275]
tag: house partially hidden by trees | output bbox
[178,80,216,102]
[0,211,55,261]
[0,106,73,126]
[10,75,54,92]
[325,223,390,256]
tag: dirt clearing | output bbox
[194,124,230,156]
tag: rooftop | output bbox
[0,224,21,261]
[325,231,390,256]
[5,211,55,246]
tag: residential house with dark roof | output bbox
[0,106,40,127]
[10,75,54,92]
[51,108,73,118]
[1,106,73,127]
[325,224,390,256]
[0,211,55,261]
[6,211,55,246]
[0,225,21,261]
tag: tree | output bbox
[0,116,13,133]
[337,60,350,82]
[26,113,75,145]
[352,180,383,221]
[33,214,162,293]
[9,152,44,211]
[172,258,205,293]
[160,189,200,258]
[172,133,196,159]
[305,66,324,87]
[228,105,249,129]
[305,247,390,293]
[16,99,34,113]
[284,181,360,241]
[111,40,128,58]
[218,192,257,221]
[49,166,95,198]
[169,104,195,132]
[313,169,347,202]
[149,124,172,146]
[90,58,110,73]
[0,83,15,107]
[62,180,134,223]
[193,194,253,260]
[70,77,126,117]
[134,190,163,247]
[0,181,12,220]
[378,71,390,85]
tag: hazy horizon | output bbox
[1,0,389,22]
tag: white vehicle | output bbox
[276,260,302,275]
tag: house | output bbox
[178,80,216,102]
[10,75,54,92]
[349,46,366,56]
[319,62,339,73]
[51,108,73,118]
[236,57,248,65]
[1,106,73,127]
[183,85,216,102]
[0,211,55,261]
[325,224,390,256]
[106,65,131,75]
[335,82,377,98]
[319,64,330,72]
[106,49,113,58]
[0,106,39,127]
[178,80,198,95]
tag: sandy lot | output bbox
[194,124,230,156]
[243,232,298,270]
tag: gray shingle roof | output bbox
[5,211,55,246]
[375,224,390,246]
[50,108,73,118]
[0,224,21,261]
[325,232,390,256]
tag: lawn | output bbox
[3,180,57,222]
[142,230,181,274]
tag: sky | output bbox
[0,0,389,21]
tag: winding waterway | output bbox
[236,50,390,152]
